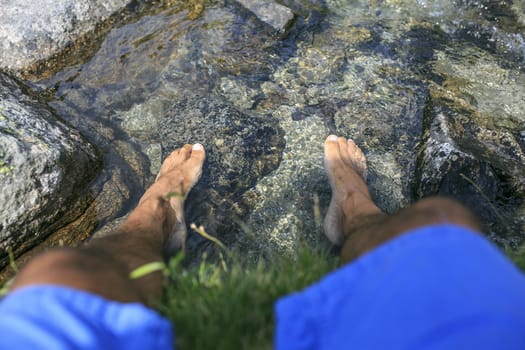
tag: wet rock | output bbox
[417,43,525,241]
[416,97,525,241]
[0,0,133,75]
[142,143,163,176]
[45,4,277,119]
[120,97,168,140]
[37,3,287,259]
[157,93,285,254]
[234,0,295,34]
[0,72,99,268]
[515,2,525,27]
[263,36,429,214]
[217,77,259,110]
[243,108,330,252]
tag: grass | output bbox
[159,243,338,350]
[506,244,525,272]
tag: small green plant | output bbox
[0,247,18,297]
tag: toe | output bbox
[185,143,206,180]
[190,143,206,163]
[324,135,341,162]
[170,144,193,167]
[347,140,368,179]
[338,137,351,161]
[347,139,359,157]
[178,144,193,160]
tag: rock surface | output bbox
[417,89,525,243]
[0,0,134,75]
[0,72,99,268]
[158,93,285,251]
[1,0,525,273]
[234,0,295,34]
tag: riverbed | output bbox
[23,0,525,258]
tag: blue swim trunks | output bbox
[1,225,524,349]
[0,285,173,349]
[275,224,525,349]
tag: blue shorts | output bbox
[0,285,173,349]
[1,225,524,349]
[275,224,525,349]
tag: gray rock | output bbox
[416,95,525,242]
[218,77,259,110]
[0,72,99,268]
[242,108,330,252]
[157,92,285,254]
[0,0,131,74]
[234,0,295,33]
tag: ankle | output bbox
[122,197,168,229]
[341,193,382,229]
[342,210,385,236]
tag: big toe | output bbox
[324,135,341,164]
[185,143,206,182]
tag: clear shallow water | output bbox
[34,0,525,253]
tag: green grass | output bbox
[159,245,338,350]
[506,244,525,272]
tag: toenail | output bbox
[192,143,204,151]
[327,135,338,141]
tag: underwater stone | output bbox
[235,0,295,34]
[218,77,259,110]
[160,93,284,197]
[157,92,285,255]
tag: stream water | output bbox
[31,0,525,256]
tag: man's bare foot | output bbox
[323,135,381,245]
[123,143,206,254]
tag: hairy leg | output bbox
[323,135,482,264]
[10,143,206,304]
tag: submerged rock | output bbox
[412,37,525,242]
[234,0,295,34]
[0,72,100,269]
[157,93,285,252]
[38,3,289,257]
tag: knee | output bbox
[18,249,77,274]
[413,197,469,216]
[10,249,79,290]
[411,197,483,232]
